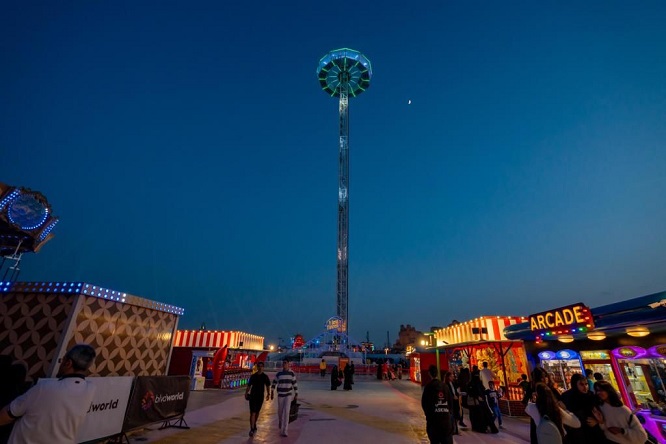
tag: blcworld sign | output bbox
[529,303,594,333]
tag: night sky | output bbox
[2,1,666,348]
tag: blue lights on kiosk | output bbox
[537,349,584,390]
[538,349,580,361]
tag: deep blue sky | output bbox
[2,1,665,348]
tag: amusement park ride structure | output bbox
[317,48,372,337]
[0,182,59,281]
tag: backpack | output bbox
[536,414,562,444]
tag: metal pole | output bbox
[337,80,349,335]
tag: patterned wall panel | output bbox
[0,292,75,379]
[65,295,177,376]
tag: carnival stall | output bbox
[0,281,183,380]
[505,292,666,443]
[169,329,265,389]
[428,316,530,416]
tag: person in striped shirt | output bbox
[271,360,298,437]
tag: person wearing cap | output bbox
[0,344,97,444]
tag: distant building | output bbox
[393,324,423,352]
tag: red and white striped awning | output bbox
[173,330,264,351]
[434,316,527,346]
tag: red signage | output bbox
[529,303,594,333]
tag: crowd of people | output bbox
[420,362,651,444]
[523,366,649,444]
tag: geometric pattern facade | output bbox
[0,284,180,380]
[66,296,177,377]
[0,292,75,379]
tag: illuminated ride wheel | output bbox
[317,48,372,97]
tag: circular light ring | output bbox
[556,349,579,359]
[613,346,648,359]
[626,326,650,337]
[587,331,606,341]
[557,334,575,343]
[317,48,372,98]
[538,351,556,360]
[7,194,50,230]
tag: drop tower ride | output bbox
[317,49,372,335]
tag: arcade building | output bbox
[505,291,666,443]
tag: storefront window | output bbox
[617,358,665,409]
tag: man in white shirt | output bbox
[479,361,496,389]
[0,344,97,444]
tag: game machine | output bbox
[612,345,666,443]
[537,349,583,392]
[579,349,620,392]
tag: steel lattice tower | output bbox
[317,49,372,335]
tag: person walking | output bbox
[443,371,460,435]
[245,361,271,437]
[343,363,353,390]
[319,359,327,378]
[0,344,97,444]
[421,365,453,444]
[457,367,470,429]
[331,365,341,390]
[271,360,298,437]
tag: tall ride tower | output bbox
[317,48,372,335]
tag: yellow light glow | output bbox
[587,331,606,341]
[558,334,574,343]
[626,326,650,337]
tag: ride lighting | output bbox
[626,326,650,337]
[558,334,574,343]
[587,331,606,341]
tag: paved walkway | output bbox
[126,373,530,444]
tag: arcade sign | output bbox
[529,303,594,337]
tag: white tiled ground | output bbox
[126,373,530,444]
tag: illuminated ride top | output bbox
[0,182,59,280]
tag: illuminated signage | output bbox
[529,303,594,338]
[648,345,666,358]
[325,316,345,333]
[612,346,647,359]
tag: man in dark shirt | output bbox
[245,361,270,437]
[421,365,453,444]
